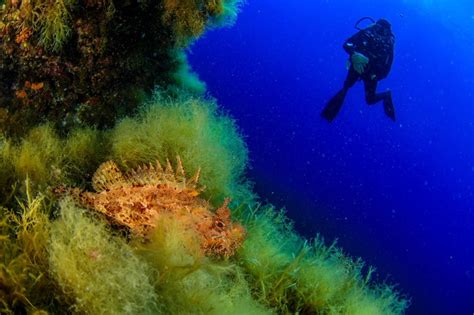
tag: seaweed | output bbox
[110,92,253,205]
[48,199,159,314]
[37,0,77,51]
[0,1,408,312]
[0,125,107,205]
[0,93,251,206]
[0,182,59,313]
[133,213,269,314]
[236,205,409,314]
[0,93,408,314]
[0,0,243,136]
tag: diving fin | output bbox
[321,89,347,122]
[383,96,396,121]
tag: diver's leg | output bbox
[321,70,359,122]
[364,80,396,121]
[383,93,396,121]
[364,80,382,104]
[343,68,359,90]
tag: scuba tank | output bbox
[354,17,376,30]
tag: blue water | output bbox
[189,0,474,313]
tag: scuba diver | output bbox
[321,18,396,122]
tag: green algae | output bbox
[134,214,269,314]
[236,205,409,314]
[172,50,207,94]
[49,199,159,314]
[0,184,58,314]
[0,1,408,313]
[0,125,106,205]
[109,92,253,205]
[0,93,408,314]
[0,92,251,205]
[162,0,244,46]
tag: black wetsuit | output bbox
[322,20,396,122]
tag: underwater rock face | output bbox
[0,1,409,313]
[58,158,246,258]
[0,0,236,135]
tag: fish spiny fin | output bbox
[125,168,138,185]
[189,168,201,187]
[216,198,232,218]
[138,165,148,185]
[125,163,157,186]
[175,156,185,179]
[165,158,174,175]
[147,162,159,183]
[155,160,164,174]
[162,158,176,183]
[92,161,125,192]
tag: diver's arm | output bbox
[351,52,369,74]
[386,50,394,69]
[386,40,395,69]
[343,30,365,54]
[343,41,356,54]
[380,35,395,77]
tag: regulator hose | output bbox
[355,17,376,30]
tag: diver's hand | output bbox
[351,52,369,74]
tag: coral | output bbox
[48,199,159,314]
[59,158,246,258]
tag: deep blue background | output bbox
[189,0,474,313]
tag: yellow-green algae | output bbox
[6,0,240,52]
[49,199,159,314]
[236,205,408,314]
[0,93,408,314]
[162,0,244,46]
[0,125,108,205]
[171,51,208,94]
[0,92,250,204]
[0,0,408,313]
[0,184,58,314]
[109,92,252,204]
[134,214,269,314]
